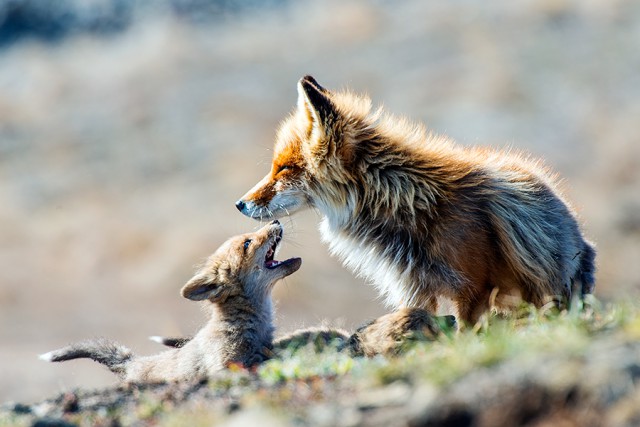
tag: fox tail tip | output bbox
[39,351,54,362]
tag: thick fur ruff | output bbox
[238,76,596,323]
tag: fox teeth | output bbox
[265,260,280,268]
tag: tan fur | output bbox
[41,221,301,383]
[350,308,453,357]
[237,76,596,324]
[273,327,350,353]
[151,327,350,353]
[151,313,454,358]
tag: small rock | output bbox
[221,407,288,427]
[407,383,438,418]
[32,418,76,427]
[60,392,79,414]
[357,381,412,410]
[12,402,32,414]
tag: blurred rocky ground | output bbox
[0,0,288,47]
[1,0,639,403]
[4,309,640,427]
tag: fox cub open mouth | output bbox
[263,228,299,271]
[41,221,301,384]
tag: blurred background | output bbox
[1,0,639,403]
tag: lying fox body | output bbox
[153,308,455,357]
[236,75,596,323]
[41,221,301,383]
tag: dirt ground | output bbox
[5,318,640,427]
[1,0,639,403]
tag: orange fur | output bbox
[237,76,596,324]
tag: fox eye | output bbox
[276,165,293,175]
[243,239,252,252]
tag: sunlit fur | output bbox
[349,308,452,357]
[152,309,454,359]
[41,222,301,383]
[238,76,596,324]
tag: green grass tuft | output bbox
[10,301,640,426]
[259,344,356,385]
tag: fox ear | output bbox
[297,75,336,129]
[181,274,228,303]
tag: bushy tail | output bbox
[578,241,596,296]
[40,338,133,377]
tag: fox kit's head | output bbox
[181,221,301,306]
[236,75,374,221]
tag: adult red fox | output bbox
[236,75,596,324]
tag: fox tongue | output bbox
[266,260,280,268]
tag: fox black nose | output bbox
[235,200,246,212]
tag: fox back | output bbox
[237,75,596,323]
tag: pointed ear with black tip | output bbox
[181,274,229,303]
[300,75,326,92]
[297,75,337,130]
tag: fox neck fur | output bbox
[238,76,595,323]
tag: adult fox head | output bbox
[236,75,375,221]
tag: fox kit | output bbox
[154,309,455,358]
[152,327,350,353]
[41,221,301,383]
[235,75,596,324]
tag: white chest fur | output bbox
[318,217,411,308]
